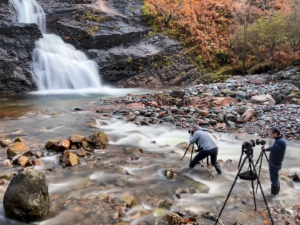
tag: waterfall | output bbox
[13,0,102,90]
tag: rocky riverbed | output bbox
[1,73,300,224]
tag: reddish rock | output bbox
[32,158,43,166]
[199,110,209,116]
[237,108,256,123]
[248,78,266,84]
[45,140,58,150]
[7,143,31,159]
[17,156,29,167]
[0,139,12,147]
[60,153,80,167]
[55,140,70,151]
[0,179,4,185]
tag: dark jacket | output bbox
[266,136,286,166]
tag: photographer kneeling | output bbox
[188,125,222,174]
[262,127,286,196]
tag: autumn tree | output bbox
[147,0,185,28]
[231,0,259,72]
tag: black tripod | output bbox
[254,148,269,193]
[181,143,199,163]
[215,141,274,225]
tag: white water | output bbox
[13,0,102,90]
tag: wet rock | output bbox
[159,199,173,210]
[152,207,166,217]
[68,135,86,143]
[45,140,58,150]
[293,173,300,182]
[0,179,4,185]
[121,194,136,208]
[76,148,87,157]
[271,91,282,104]
[59,153,80,167]
[1,172,15,180]
[55,140,70,151]
[88,131,109,149]
[7,142,31,159]
[170,91,185,98]
[17,156,30,167]
[131,148,143,160]
[164,169,175,180]
[80,141,93,151]
[3,169,49,223]
[14,137,25,143]
[0,139,12,147]
[33,151,43,158]
[1,159,12,167]
[166,213,184,224]
[251,95,276,106]
[221,89,230,95]
[126,114,137,122]
[225,114,237,122]
[202,212,224,225]
[32,158,43,166]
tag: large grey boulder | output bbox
[3,169,49,223]
[251,94,276,106]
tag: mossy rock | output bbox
[88,131,109,149]
[81,141,93,151]
[3,169,49,223]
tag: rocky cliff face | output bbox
[0,0,198,94]
[40,0,198,87]
[0,22,42,94]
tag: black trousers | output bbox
[190,147,218,169]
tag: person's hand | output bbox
[262,146,266,152]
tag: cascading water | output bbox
[13,0,102,90]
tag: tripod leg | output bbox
[251,161,274,225]
[251,180,257,211]
[256,152,264,193]
[190,144,194,164]
[254,152,262,168]
[263,151,269,163]
[215,156,248,225]
[181,144,191,160]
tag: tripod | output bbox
[215,142,274,225]
[254,148,269,193]
[181,143,198,163]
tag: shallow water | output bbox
[0,93,299,225]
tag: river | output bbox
[0,92,299,225]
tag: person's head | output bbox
[269,127,281,139]
[192,125,199,133]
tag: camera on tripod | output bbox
[188,129,194,135]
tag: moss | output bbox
[147,31,157,37]
[141,4,157,20]
[82,11,111,22]
[164,28,180,40]
[114,27,120,30]
[87,25,99,37]
[126,57,133,63]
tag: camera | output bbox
[256,139,266,146]
[188,129,194,135]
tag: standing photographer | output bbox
[262,127,286,196]
[188,125,222,174]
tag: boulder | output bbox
[248,77,266,84]
[88,131,109,149]
[55,140,70,151]
[164,169,175,180]
[237,108,256,123]
[236,91,247,101]
[0,139,12,147]
[32,158,43,166]
[251,95,276,106]
[7,142,31,159]
[59,153,80,167]
[199,110,209,116]
[68,135,86,143]
[3,169,49,223]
